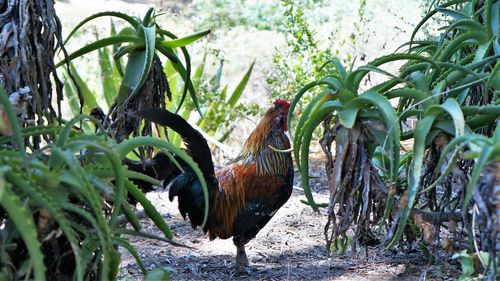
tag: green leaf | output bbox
[347,53,436,92]
[120,201,142,231]
[63,76,82,115]
[442,19,486,34]
[145,269,170,281]
[386,88,434,111]
[436,31,489,63]
[117,25,156,106]
[51,147,113,280]
[0,86,26,162]
[160,29,210,48]
[156,30,199,117]
[0,125,59,145]
[112,237,147,274]
[486,61,500,94]
[319,58,347,79]
[485,0,499,37]
[0,177,46,281]
[125,180,173,239]
[192,53,206,90]
[64,11,139,44]
[288,77,344,136]
[299,101,340,211]
[342,91,400,181]
[453,251,475,276]
[388,98,464,248]
[419,133,489,194]
[427,98,465,137]
[409,0,470,51]
[387,115,436,249]
[293,91,333,171]
[142,7,155,26]
[68,63,99,113]
[463,145,496,211]
[408,71,429,92]
[57,36,141,68]
[71,141,125,226]
[436,7,469,20]
[5,170,84,281]
[227,61,255,106]
[98,46,120,107]
[115,136,209,228]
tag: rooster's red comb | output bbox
[273,99,290,109]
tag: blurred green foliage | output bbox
[191,0,327,32]
[166,53,258,145]
[267,0,339,109]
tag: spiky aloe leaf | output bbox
[118,25,156,106]
[298,101,341,211]
[346,53,436,92]
[98,44,119,107]
[0,125,59,145]
[436,6,469,20]
[57,36,141,68]
[4,170,84,281]
[64,11,139,44]
[288,76,344,137]
[293,91,333,171]
[387,98,464,248]
[68,140,125,226]
[68,63,99,113]
[463,123,500,210]
[408,0,470,50]
[114,136,209,229]
[0,172,46,281]
[319,58,347,80]
[227,61,255,106]
[0,87,28,170]
[50,147,113,280]
[485,0,499,37]
[160,29,210,48]
[124,180,173,239]
[156,29,201,116]
[112,237,147,274]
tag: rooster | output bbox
[135,99,293,273]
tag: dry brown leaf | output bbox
[414,213,424,227]
[421,222,436,244]
[399,195,408,209]
[0,105,13,136]
[443,236,454,252]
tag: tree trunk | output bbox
[0,0,66,147]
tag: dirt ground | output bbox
[118,155,461,281]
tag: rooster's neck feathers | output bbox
[235,112,291,177]
[241,114,274,156]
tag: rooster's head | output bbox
[268,99,290,132]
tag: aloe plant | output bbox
[0,85,208,280]
[57,8,211,145]
[290,0,500,275]
[59,8,208,110]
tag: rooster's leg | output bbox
[236,245,249,272]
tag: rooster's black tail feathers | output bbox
[134,108,217,228]
[134,108,216,182]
